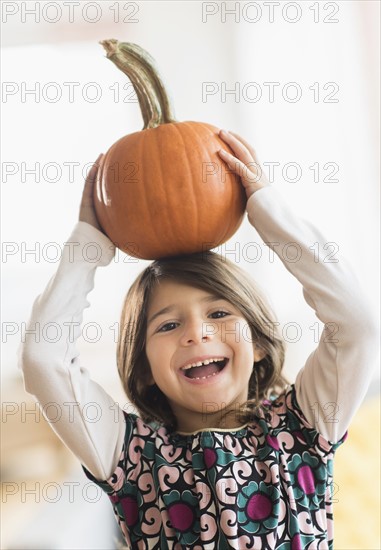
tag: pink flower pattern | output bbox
[82,385,347,549]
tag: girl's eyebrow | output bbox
[147,295,223,327]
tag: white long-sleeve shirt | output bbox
[18,186,379,481]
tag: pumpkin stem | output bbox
[100,39,177,129]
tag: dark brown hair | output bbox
[117,250,288,432]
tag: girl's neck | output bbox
[174,407,247,434]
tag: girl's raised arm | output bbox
[218,130,379,443]
[18,156,126,480]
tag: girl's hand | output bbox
[217,130,269,200]
[79,154,104,233]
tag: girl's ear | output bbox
[253,344,266,363]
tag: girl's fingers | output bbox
[88,154,103,179]
[227,131,259,163]
[218,131,269,197]
[219,129,253,165]
[218,150,242,176]
[219,129,260,166]
[218,130,265,181]
[218,149,260,185]
[81,154,103,203]
[83,155,103,187]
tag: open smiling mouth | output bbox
[181,358,229,380]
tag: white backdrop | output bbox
[2,1,379,390]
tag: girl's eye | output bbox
[210,310,230,319]
[156,311,230,333]
[157,322,178,333]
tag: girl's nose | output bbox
[180,319,211,345]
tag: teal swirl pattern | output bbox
[83,385,346,549]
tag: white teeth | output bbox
[193,372,218,380]
[180,357,225,371]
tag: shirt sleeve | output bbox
[17,221,126,480]
[246,186,379,443]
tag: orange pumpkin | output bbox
[94,40,246,260]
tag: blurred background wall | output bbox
[1,1,379,548]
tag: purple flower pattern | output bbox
[83,385,346,549]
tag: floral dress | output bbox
[82,385,346,549]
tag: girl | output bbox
[19,130,378,549]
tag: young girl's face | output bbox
[145,279,265,432]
